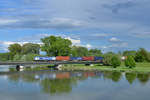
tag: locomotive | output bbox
[34,56,103,62]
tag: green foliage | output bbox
[71,46,89,57]
[13,54,22,61]
[111,56,121,68]
[0,53,12,61]
[21,43,40,54]
[20,54,40,61]
[123,50,136,57]
[125,56,136,68]
[8,43,22,55]
[103,53,114,66]
[41,35,72,56]
[88,49,102,56]
[134,48,150,62]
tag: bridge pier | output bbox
[16,65,24,71]
[54,64,62,70]
[85,64,94,66]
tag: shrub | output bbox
[103,53,114,66]
[13,54,22,61]
[125,56,136,68]
[135,52,145,62]
[111,56,121,68]
[20,54,40,61]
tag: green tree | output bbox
[111,56,121,68]
[41,36,72,56]
[125,56,136,68]
[8,43,22,55]
[135,48,150,62]
[103,52,115,66]
[88,49,102,56]
[0,53,12,61]
[123,50,136,58]
[20,54,40,61]
[21,43,40,54]
[71,46,89,57]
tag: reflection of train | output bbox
[34,72,101,80]
[34,56,103,62]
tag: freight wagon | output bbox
[56,56,70,61]
[34,57,56,61]
[70,57,83,61]
[34,56,104,62]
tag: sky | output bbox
[0,0,150,53]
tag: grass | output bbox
[61,62,150,73]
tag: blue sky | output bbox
[0,0,150,53]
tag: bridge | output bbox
[0,61,102,65]
[0,61,103,69]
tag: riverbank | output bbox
[61,63,150,73]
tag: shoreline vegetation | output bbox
[22,63,150,73]
[60,63,150,73]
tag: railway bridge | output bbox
[0,61,103,69]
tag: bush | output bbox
[111,56,121,68]
[125,56,136,68]
[13,54,22,61]
[103,53,114,66]
[20,54,40,61]
[135,52,145,62]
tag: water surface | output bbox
[0,65,150,100]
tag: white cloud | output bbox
[109,37,121,42]
[65,37,81,45]
[86,44,92,49]
[0,19,18,25]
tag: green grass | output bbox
[61,63,150,73]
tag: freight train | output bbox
[34,56,103,62]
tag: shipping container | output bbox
[70,57,83,61]
[34,56,56,61]
[94,57,104,61]
[56,56,70,61]
[83,56,94,61]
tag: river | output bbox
[0,66,150,100]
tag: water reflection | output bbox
[0,69,150,100]
[0,70,149,95]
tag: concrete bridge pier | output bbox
[16,65,24,71]
[54,64,62,70]
[85,64,94,66]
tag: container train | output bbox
[34,56,103,62]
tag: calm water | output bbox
[0,66,150,100]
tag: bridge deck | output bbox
[0,61,103,65]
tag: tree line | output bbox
[0,35,150,68]
[0,36,102,61]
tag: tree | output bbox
[8,43,22,55]
[88,49,102,56]
[41,36,72,56]
[103,52,115,66]
[21,43,40,54]
[0,53,12,61]
[71,46,89,57]
[111,56,121,68]
[135,48,150,62]
[123,50,136,57]
[125,56,136,68]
